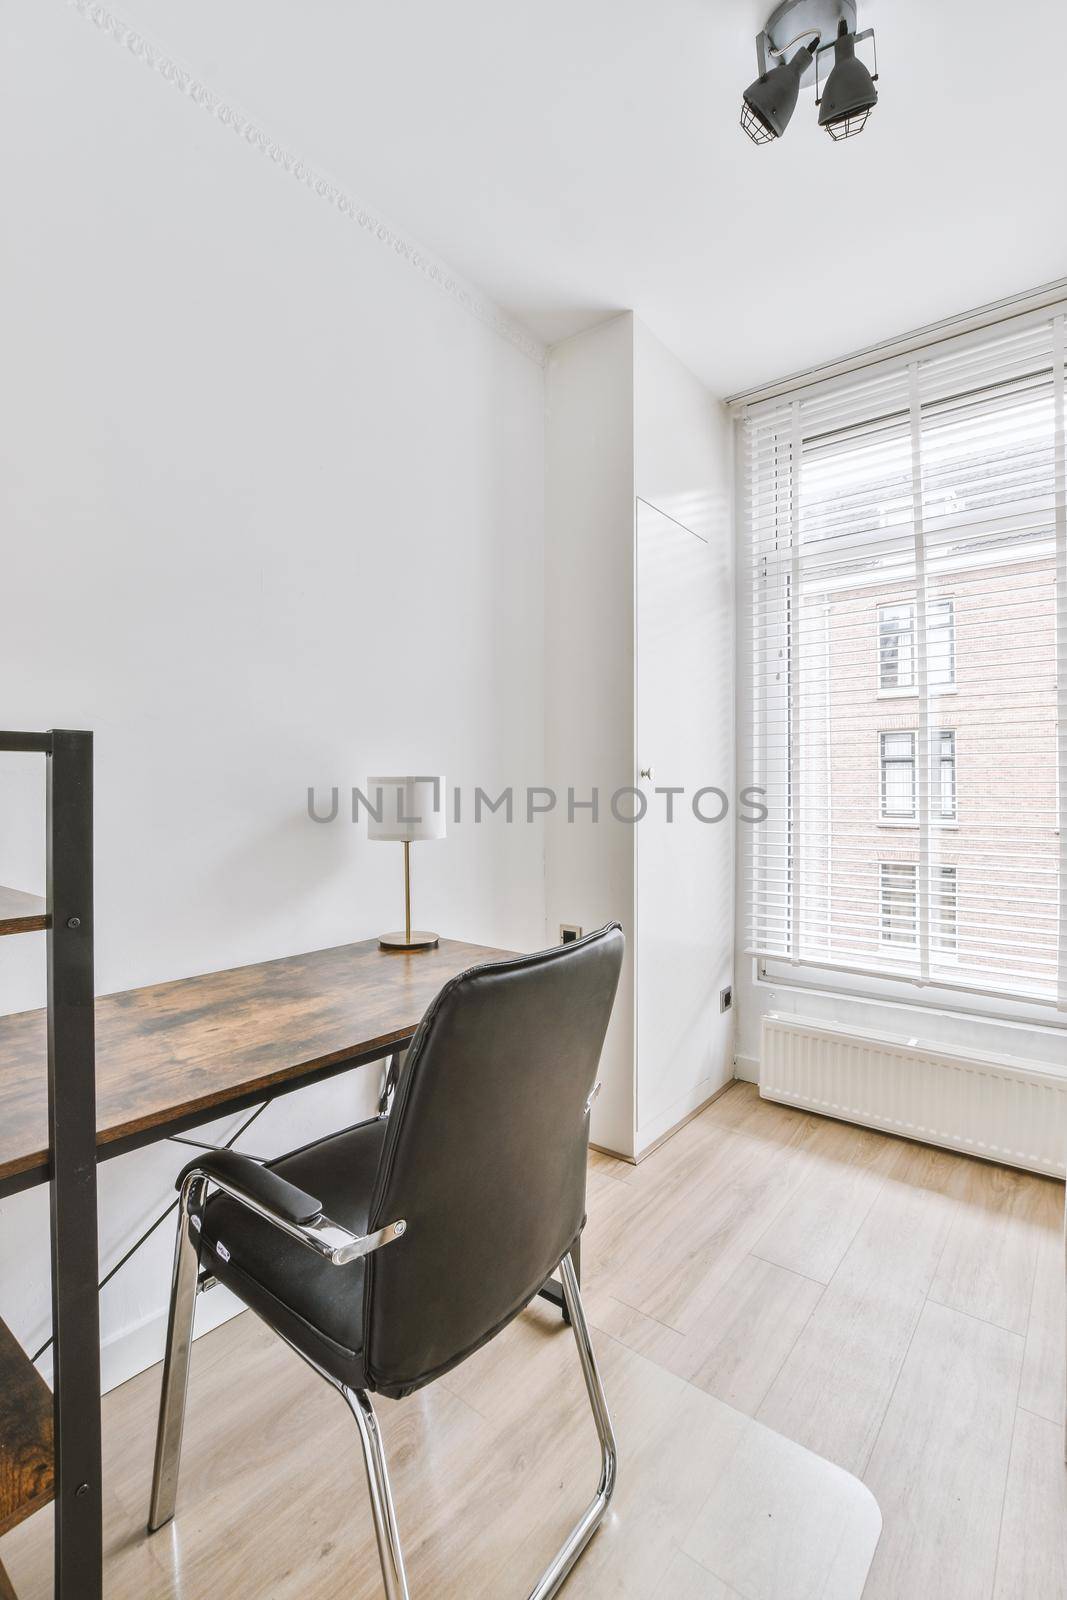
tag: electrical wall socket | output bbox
[720,985,733,1012]
[559,924,583,944]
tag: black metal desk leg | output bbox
[47,731,102,1600]
[538,1235,581,1324]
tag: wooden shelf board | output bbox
[0,1317,53,1538]
[0,888,48,939]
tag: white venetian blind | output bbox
[742,310,1067,1008]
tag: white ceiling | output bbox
[112,0,1067,397]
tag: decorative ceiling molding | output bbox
[66,0,547,369]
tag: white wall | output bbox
[0,2,546,1389]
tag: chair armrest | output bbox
[177,1150,407,1267]
[181,1148,322,1223]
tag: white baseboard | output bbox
[635,1074,735,1160]
[734,1052,759,1083]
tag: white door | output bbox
[635,498,733,1151]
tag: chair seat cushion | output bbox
[195,1116,388,1389]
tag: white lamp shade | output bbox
[366,775,447,843]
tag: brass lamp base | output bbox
[379,931,439,952]
[378,840,439,952]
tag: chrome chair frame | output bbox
[148,1170,618,1600]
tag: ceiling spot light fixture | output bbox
[816,19,878,139]
[741,41,818,143]
[741,0,878,145]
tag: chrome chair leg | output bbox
[147,1238,614,1600]
[341,1386,412,1600]
[148,1173,205,1532]
[526,1250,618,1600]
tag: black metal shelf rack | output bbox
[0,730,101,1600]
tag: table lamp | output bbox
[367,775,446,951]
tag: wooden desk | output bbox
[0,937,512,1200]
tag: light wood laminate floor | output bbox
[584,1084,1066,1600]
[3,1082,1064,1598]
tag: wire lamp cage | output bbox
[740,101,777,144]
[822,105,873,139]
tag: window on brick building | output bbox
[878,599,955,691]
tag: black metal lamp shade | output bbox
[818,21,877,138]
[741,42,817,143]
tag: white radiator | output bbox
[759,1014,1067,1178]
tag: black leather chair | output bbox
[147,923,625,1600]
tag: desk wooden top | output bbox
[0,937,513,1191]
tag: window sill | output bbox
[877,686,958,698]
[754,955,1066,1033]
[877,819,960,830]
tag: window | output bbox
[878,604,914,690]
[936,731,956,821]
[880,732,916,818]
[879,730,956,822]
[933,866,958,953]
[744,309,1065,1006]
[880,862,917,945]
[878,600,955,692]
[929,602,956,691]
[879,864,958,953]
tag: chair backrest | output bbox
[362,923,624,1397]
